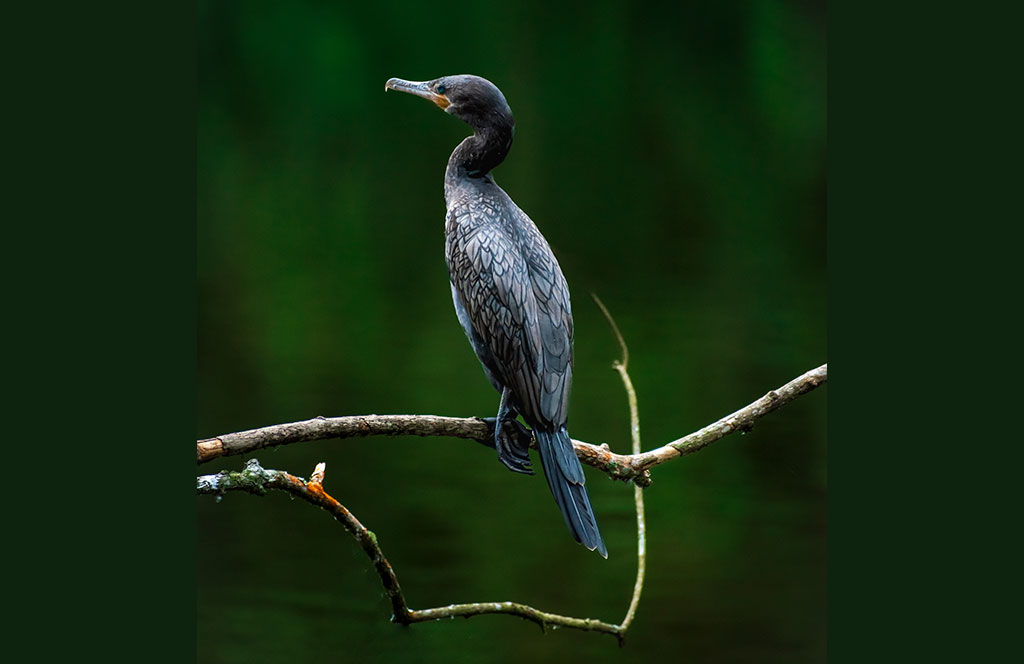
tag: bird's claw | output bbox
[483,416,534,475]
[498,452,534,475]
[497,427,534,475]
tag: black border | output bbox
[10,2,197,660]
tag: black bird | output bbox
[385,74,607,557]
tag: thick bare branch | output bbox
[198,415,494,466]
[198,364,827,487]
[197,413,645,485]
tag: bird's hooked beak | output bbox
[384,77,450,110]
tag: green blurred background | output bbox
[198,1,826,662]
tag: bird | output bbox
[385,74,607,557]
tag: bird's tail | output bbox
[535,427,608,558]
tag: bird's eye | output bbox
[436,84,447,94]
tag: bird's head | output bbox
[385,74,514,132]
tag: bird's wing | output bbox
[446,198,572,428]
[514,206,573,426]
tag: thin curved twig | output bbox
[592,295,645,638]
[197,365,827,488]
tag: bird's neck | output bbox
[445,122,514,193]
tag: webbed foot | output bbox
[495,417,533,475]
[477,417,533,473]
[494,387,533,475]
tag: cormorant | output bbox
[385,74,607,557]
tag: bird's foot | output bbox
[481,417,534,475]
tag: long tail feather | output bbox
[535,428,608,558]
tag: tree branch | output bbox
[198,459,622,639]
[198,337,824,640]
[630,363,827,470]
[197,364,827,487]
